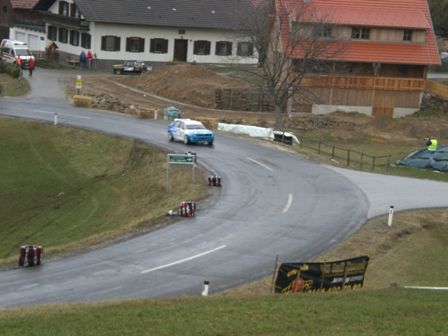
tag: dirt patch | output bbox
[117,64,251,108]
[62,66,448,146]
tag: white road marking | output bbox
[404,286,448,291]
[282,193,293,213]
[141,245,227,274]
[21,283,38,290]
[247,157,273,172]
[34,110,91,120]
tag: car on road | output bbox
[168,118,214,146]
[441,52,448,62]
[112,60,151,74]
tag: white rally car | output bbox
[168,119,214,146]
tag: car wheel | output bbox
[184,135,189,145]
[168,132,174,141]
[208,141,214,146]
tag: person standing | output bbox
[79,50,86,68]
[28,57,36,77]
[425,137,438,152]
[15,56,22,68]
[86,50,93,68]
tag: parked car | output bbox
[168,118,214,146]
[441,52,448,62]
[112,60,151,74]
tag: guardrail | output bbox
[297,136,391,171]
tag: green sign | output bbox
[167,154,195,165]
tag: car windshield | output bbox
[186,124,205,130]
[16,49,31,56]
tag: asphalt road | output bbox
[1,69,448,309]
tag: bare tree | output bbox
[239,0,340,129]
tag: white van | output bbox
[0,39,33,68]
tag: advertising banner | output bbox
[274,256,369,294]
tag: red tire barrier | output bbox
[19,245,43,267]
[179,201,197,217]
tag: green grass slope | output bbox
[0,289,447,335]
[0,118,206,265]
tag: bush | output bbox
[0,62,21,78]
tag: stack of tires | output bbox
[179,201,196,217]
[208,175,222,187]
[18,245,43,267]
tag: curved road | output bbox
[1,69,448,309]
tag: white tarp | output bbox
[218,123,300,144]
[218,123,274,139]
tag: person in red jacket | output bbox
[86,50,93,68]
[28,57,36,76]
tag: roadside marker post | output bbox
[387,205,394,227]
[202,280,210,296]
[54,113,58,125]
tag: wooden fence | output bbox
[425,80,448,100]
[298,137,391,171]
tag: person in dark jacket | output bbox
[79,50,86,68]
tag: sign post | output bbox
[166,153,197,191]
[75,75,83,95]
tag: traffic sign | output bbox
[167,154,195,165]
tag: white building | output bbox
[33,0,258,69]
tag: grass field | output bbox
[0,118,207,266]
[0,288,447,335]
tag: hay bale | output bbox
[138,107,158,119]
[196,117,218,130]
[73,95,92,108]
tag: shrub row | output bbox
[0,61,21,78]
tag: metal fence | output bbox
[298,137,391,171]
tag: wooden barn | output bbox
[278,0,441,117]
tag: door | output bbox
[174,39,188,62]
[28,34,39,51]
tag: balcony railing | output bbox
[301,75,425,91]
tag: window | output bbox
[81,33,91,49]
[58,1,69,16]
[193,40,211,55]
[70,3,81,18]
[215,41,232,56]
[351,27,370,40]
[101,35,120,51]
[403,30,413,42]
[178,29,185,35]
[314,25,332,38]
[58,28,68,43]
[237,42,254,57]
[47,26,57,41]
[150,38,168,53]
[70,30,79,46]
[126,37,145,52]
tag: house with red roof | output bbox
[277,0,440,117]
[0,0,45,51]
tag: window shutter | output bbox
[115,37,121,51]
[101,36,106,50]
